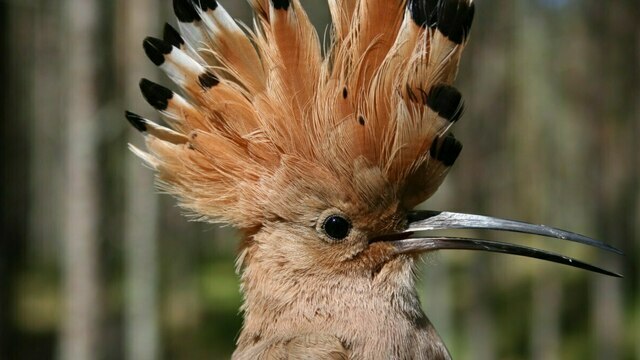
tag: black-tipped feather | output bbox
[139,79,174,111]
[439,135,463,166]
[408,0,475,44]
[125,111,148,133]
[430,133,462,166]
[198,71,220,88]
[409,0,438,28]
[427,85,464,122]
[272,0,290,11]
[163,23,185,48]
[173,0,201,23]
[438,0,475,44]
[196,0,218,11]
[143,37,173,66]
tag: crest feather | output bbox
[128,0,475,226]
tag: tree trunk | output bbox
[118,0,161,358]
[59,0,101,358]
[636,16,640,360]
[0,1,31,357]
[30,0,64,261]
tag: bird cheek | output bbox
[337,231,369,261]
[359,241,399,268]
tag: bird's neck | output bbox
[234,239,451,359]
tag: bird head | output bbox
[127,0,620,289]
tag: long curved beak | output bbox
[378,210,623,277]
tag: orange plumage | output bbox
[130,0,472,227]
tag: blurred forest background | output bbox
[0,0,638,359]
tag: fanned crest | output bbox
[128,0,474,228]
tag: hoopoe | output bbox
[125,0,621,358]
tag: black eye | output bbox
[322,215,352,240]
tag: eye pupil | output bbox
[323,215,352,240]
